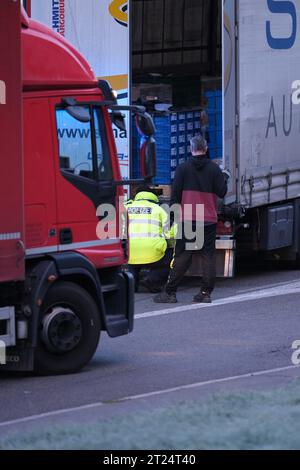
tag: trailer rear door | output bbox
[0,0,24,282]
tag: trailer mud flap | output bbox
[105,271,135,338]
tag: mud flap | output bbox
[105,271,135,337]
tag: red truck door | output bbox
[0,0,25,281]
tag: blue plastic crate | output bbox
[178,133,186,144]
[206,95,216,109]
[170,146,178,157]
[170,135,178,145]
[209,147,222,159]
[216,130,222,147]
[178,112,186,121]
[216,111,222,128]
[186,120,194,131]
[170,157,177,168]
[209,147,217,159]
[205,91,215,98]
[215,147,223,159]
[207,108,217,127]
[208,128,222,146]
[205,91,222,110]
[178,145,186,156]
[178,121,186,132]
[208,140,222,159]
[207,132,216,145]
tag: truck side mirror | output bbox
[135,112,155,137]
[111,111,126,132]
[98,80,118,103]
[140,137,156,180]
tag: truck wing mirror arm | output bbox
[61,97,91,123]
[109,104,146,114]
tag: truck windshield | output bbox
[56,106,113,181]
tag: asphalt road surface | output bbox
[1,262,300,435]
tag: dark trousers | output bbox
[166,224,217,294]
[128,248,173,291]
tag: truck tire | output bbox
[34,281,101,375]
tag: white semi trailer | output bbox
[221,0,300,274]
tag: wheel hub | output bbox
[41,307,83,353]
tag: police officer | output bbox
[126,185,173,293]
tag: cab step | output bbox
[0,307,16,347]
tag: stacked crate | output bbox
[152,114,178,184]
[206,91,223,160]
[132,110,202,185]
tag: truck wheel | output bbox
[34,281,101,375]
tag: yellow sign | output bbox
[109,0,128,27]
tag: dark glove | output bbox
[222,169,231,181]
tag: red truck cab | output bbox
[0,2,155,374]
[22,13,126,268]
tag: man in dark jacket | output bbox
[154,135,229,304]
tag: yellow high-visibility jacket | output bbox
[126,192,169,265]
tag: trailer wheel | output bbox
[34,281,101,375]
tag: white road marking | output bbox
[135,280,300,319]
[239,278,300,294]
[117,364,300,402]
[0,403,105,429]
[0,364,299,429]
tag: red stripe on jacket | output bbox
[181,190,218,223]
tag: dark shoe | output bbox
[193,291,212,303]
[140,278,162,294]
[153,291,178,303]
